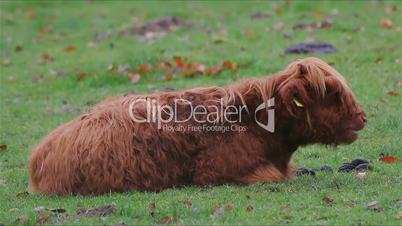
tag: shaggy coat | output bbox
[29,57,367,195]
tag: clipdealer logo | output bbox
[128,97,275,132]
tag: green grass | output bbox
[1,1,401,225]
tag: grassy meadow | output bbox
[0,1,401,225]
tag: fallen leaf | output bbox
[184,200,192,208]
[160,216,176,224]
[157,61,172,69]
[16,191,29,198]
[65,45,77,52]
[323,196,334,204]
[397,81,402,87]
[387,91,400,97]
[375,57,383,64]
[355,172,367,179]
[76,72,86,81]
[0,144,7,152]
[136,64,152,73]
[76,204,116,217]
[206,64,222,76]
[385,5,397,13]
[173,56,185,68]
[381,18,393,29]
[128,73,141,84]
[0,179,6,186]
[222,60,238,72]
[365,201,384,212]
[226,202,234,210]
[39,25,54,34]
[379,154,399,163]
[16,215,29,224]
[38,215,50,224]
[165,73,174,81]
[15,45,23,52]
[246,205,254,212]
[42,53,54,62]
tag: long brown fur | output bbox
[29,57,367,195]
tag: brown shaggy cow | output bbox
[29,57,367,195]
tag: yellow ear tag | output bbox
[293,98,304,107]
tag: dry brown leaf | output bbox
[222,60,238,72]
[76,72,87,81]
[226,202,234,210]
[160,216,177,224]
[157,61,172,69]
[65,45,77,52]
[0,179,6,186]
[128,73,141,84]
[323,196,334,204]
[136,64,152,73]
[387,91,400,97]
[165,73,174,81]
[15,45,23,52]
[39,25,54,34]
[38,215,50,224]
[385,5,397,13]
[184,200,192,208]
[206,64,222,76]
[16,215,29,224]
[381,18,393,29]
[42,53,54,62]
[174,56,185,68]
[379,155,399,163]
[0,144,7,152]
[246,205,254,212]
